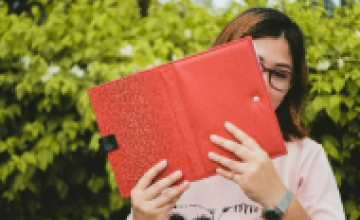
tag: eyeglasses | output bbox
[259,62,295,92]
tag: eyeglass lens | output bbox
[259,63,293,91]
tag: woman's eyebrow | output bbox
[257,56,292,70]
[275,63,293,71]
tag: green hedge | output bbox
[0,0,359,219]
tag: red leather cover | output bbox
[87,37,286,197]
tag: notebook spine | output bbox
[159,64,205,180]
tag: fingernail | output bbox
[173,170,182,178]
[182,180,190,187]
[210,134,220,142]
[224,121,232,129]
[159,159,167,166]
[208,152,216,159]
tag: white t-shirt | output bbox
[127,138,346,220]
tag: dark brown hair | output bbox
[213,8,307,141]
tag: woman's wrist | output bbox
[259,184,287,208]
[261,188,293,220]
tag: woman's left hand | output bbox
[208,121,286,208]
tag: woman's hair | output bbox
[213,7,307,141]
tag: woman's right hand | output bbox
[131,160,190,220]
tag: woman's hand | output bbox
[208,121,286,208]
[131,160,190,220]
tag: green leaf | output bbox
[343,96,355,108]
[333,77,345,92]
[322,135,340,160]
[89,132,101,151]
[346,80,358,96]
[326,105,341,123]
[329,94,341,109]
[0,141,7,153]
[345,200,360,220]
[22,152,37,165]
[342,134,356,150]
[347,110,357,121]
[36,149,53,171]
[56,179,68,199]
[0,161,15,182]
[16,159,27,173]
[311,95,326,113]
[87,177,105,194]
[333,168,343,186]
[13,173,26,191]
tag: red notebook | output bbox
[88,37,286,197]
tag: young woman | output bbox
[127,8,345,220]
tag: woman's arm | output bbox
[208,121,344,220]
[281,197,311,220]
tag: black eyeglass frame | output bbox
[259,62,297,92]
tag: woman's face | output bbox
[252,36,293,110]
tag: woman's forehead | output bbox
[252,37,293,68]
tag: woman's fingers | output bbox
[210,134,252,161]
[216,167,241,181]
[144,170,184,200]
[131,160,190,220]
[154,181,190,208]
[224,122,259,150]
[134,160,167,192]
[208,151,246,174]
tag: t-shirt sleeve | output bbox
[295,141,345,220]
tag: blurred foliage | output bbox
[0,0,359,219]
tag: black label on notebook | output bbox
[99,134,118,153]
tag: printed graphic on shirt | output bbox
[169,203,262,220]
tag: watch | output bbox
[261,188,293,220]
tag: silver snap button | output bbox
[253,96,260,103]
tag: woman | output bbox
[128,8,345,220]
